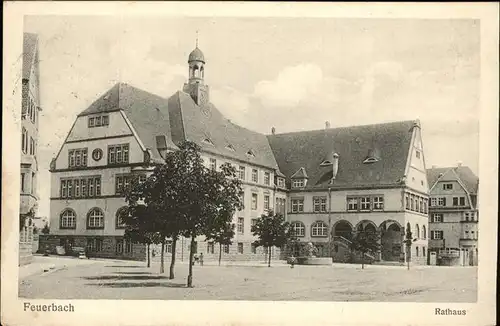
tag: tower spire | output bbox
[196,30,199,48]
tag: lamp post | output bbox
[403,228,416,270]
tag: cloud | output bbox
[211,86,252,124]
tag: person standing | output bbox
[199,253,204,266]
[289,254,296,268]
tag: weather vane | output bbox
[196,30,199,48]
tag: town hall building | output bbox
[44,44,429,265]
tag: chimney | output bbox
[331,153,339,181]
[457,161,462,167]
[271,127,276,135]
[325,121,331,129]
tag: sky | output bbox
[23,16,480,218]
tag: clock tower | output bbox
[183,44,210,106]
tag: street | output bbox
[19,256,477,301]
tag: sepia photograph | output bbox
[2,2,498,326]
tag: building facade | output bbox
[45,45,429,264]
[20,33,42,265]
[427,165,479,266]
[268,119,430,265]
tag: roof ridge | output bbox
[267,119,417,137]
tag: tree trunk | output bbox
[361,251,365,269]
[169,237,177,279]
[218,243,222,266]
[147,243,150,268]
[160,240,165,274]
[268,246,272,267]
[187,235,195,287]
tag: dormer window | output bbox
[225,144,235,151]
[292,179,305,188]
[246,150,255,158]
[363,157,379,164]
[320,160,332,166]
[277,177,285,188]
[202,138,214,146]
[363,148,380,164]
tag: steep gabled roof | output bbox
[427,166,479,194]
[267,120,416,189]
[291,167,308,179]
[77,83,178,160]
[22,33,38,80]
[167,91,279,169]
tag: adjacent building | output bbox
[268,119,430,265]
[45,45,430,264]
[427,165,479,266]
[19,33,42,265]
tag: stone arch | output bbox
[415,224,420,239]
[422,225,427,239]
[332,220,353,240]
[200,66,204,78]
[380,219,403,262]
[193,65,199,78]
[355,220,378,233]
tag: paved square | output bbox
[19,257,477,302]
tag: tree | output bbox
[349,231,381,269]
[205,221,235,266]
[122,175,183,278]
[41,223,50,234]
[251,211,295,267]
[173,142,243,287]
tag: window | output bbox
[423,247,426,257]
[29,137,36,155]
[252,169,258,183]
[415,197,420,212]
[459,197,466,206]
[360,197,371,211]
[209,158,216,170]
[60,209,76,229]
[311,221,328,237]
[21,173,25,192]
[471,231,476,239]
[423,200,428,214]
[276,198,286,215]
[277,177,285,188]
[87,208,104,229]
[68,148,88,168]
[116,207,128,229]
[264,195,270,210]
[88,115,109,128]
[313,197,327,212]
[251,218,258,228]
[125,239,133,253]
[464,231,469,239]
[116,175,132,194]
[405,194,410,210]
[264,172,270,185]
[238,243,244,254]
[207,242,214,254]
[430,198,437,207]
[116,239,124,253]
[410,195,415,211]
[422,225,426,239]
[251,244,257,254]
[87,238,103,252]
[431,230,443,240]
[251,193,258,210]
[202,138,214,145]
[108,144,129,165]
[21,128,28,153]
[291,198,304,213]
[432,214,443,223]
[438,197,446,206]
[165,241,172,253]
[416,247,419,257]
[373,196,384,210]
[237,217,244,234]
[415,150,421,158]
[453,197,459,206]
[238,166,245,180]
[415,224,420,239]
[443,183,453,190]
[347,197,358,211]
[223,244,230,254]
[60,176,101,198]
[292,179,305,188]
[291,222,305,237]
